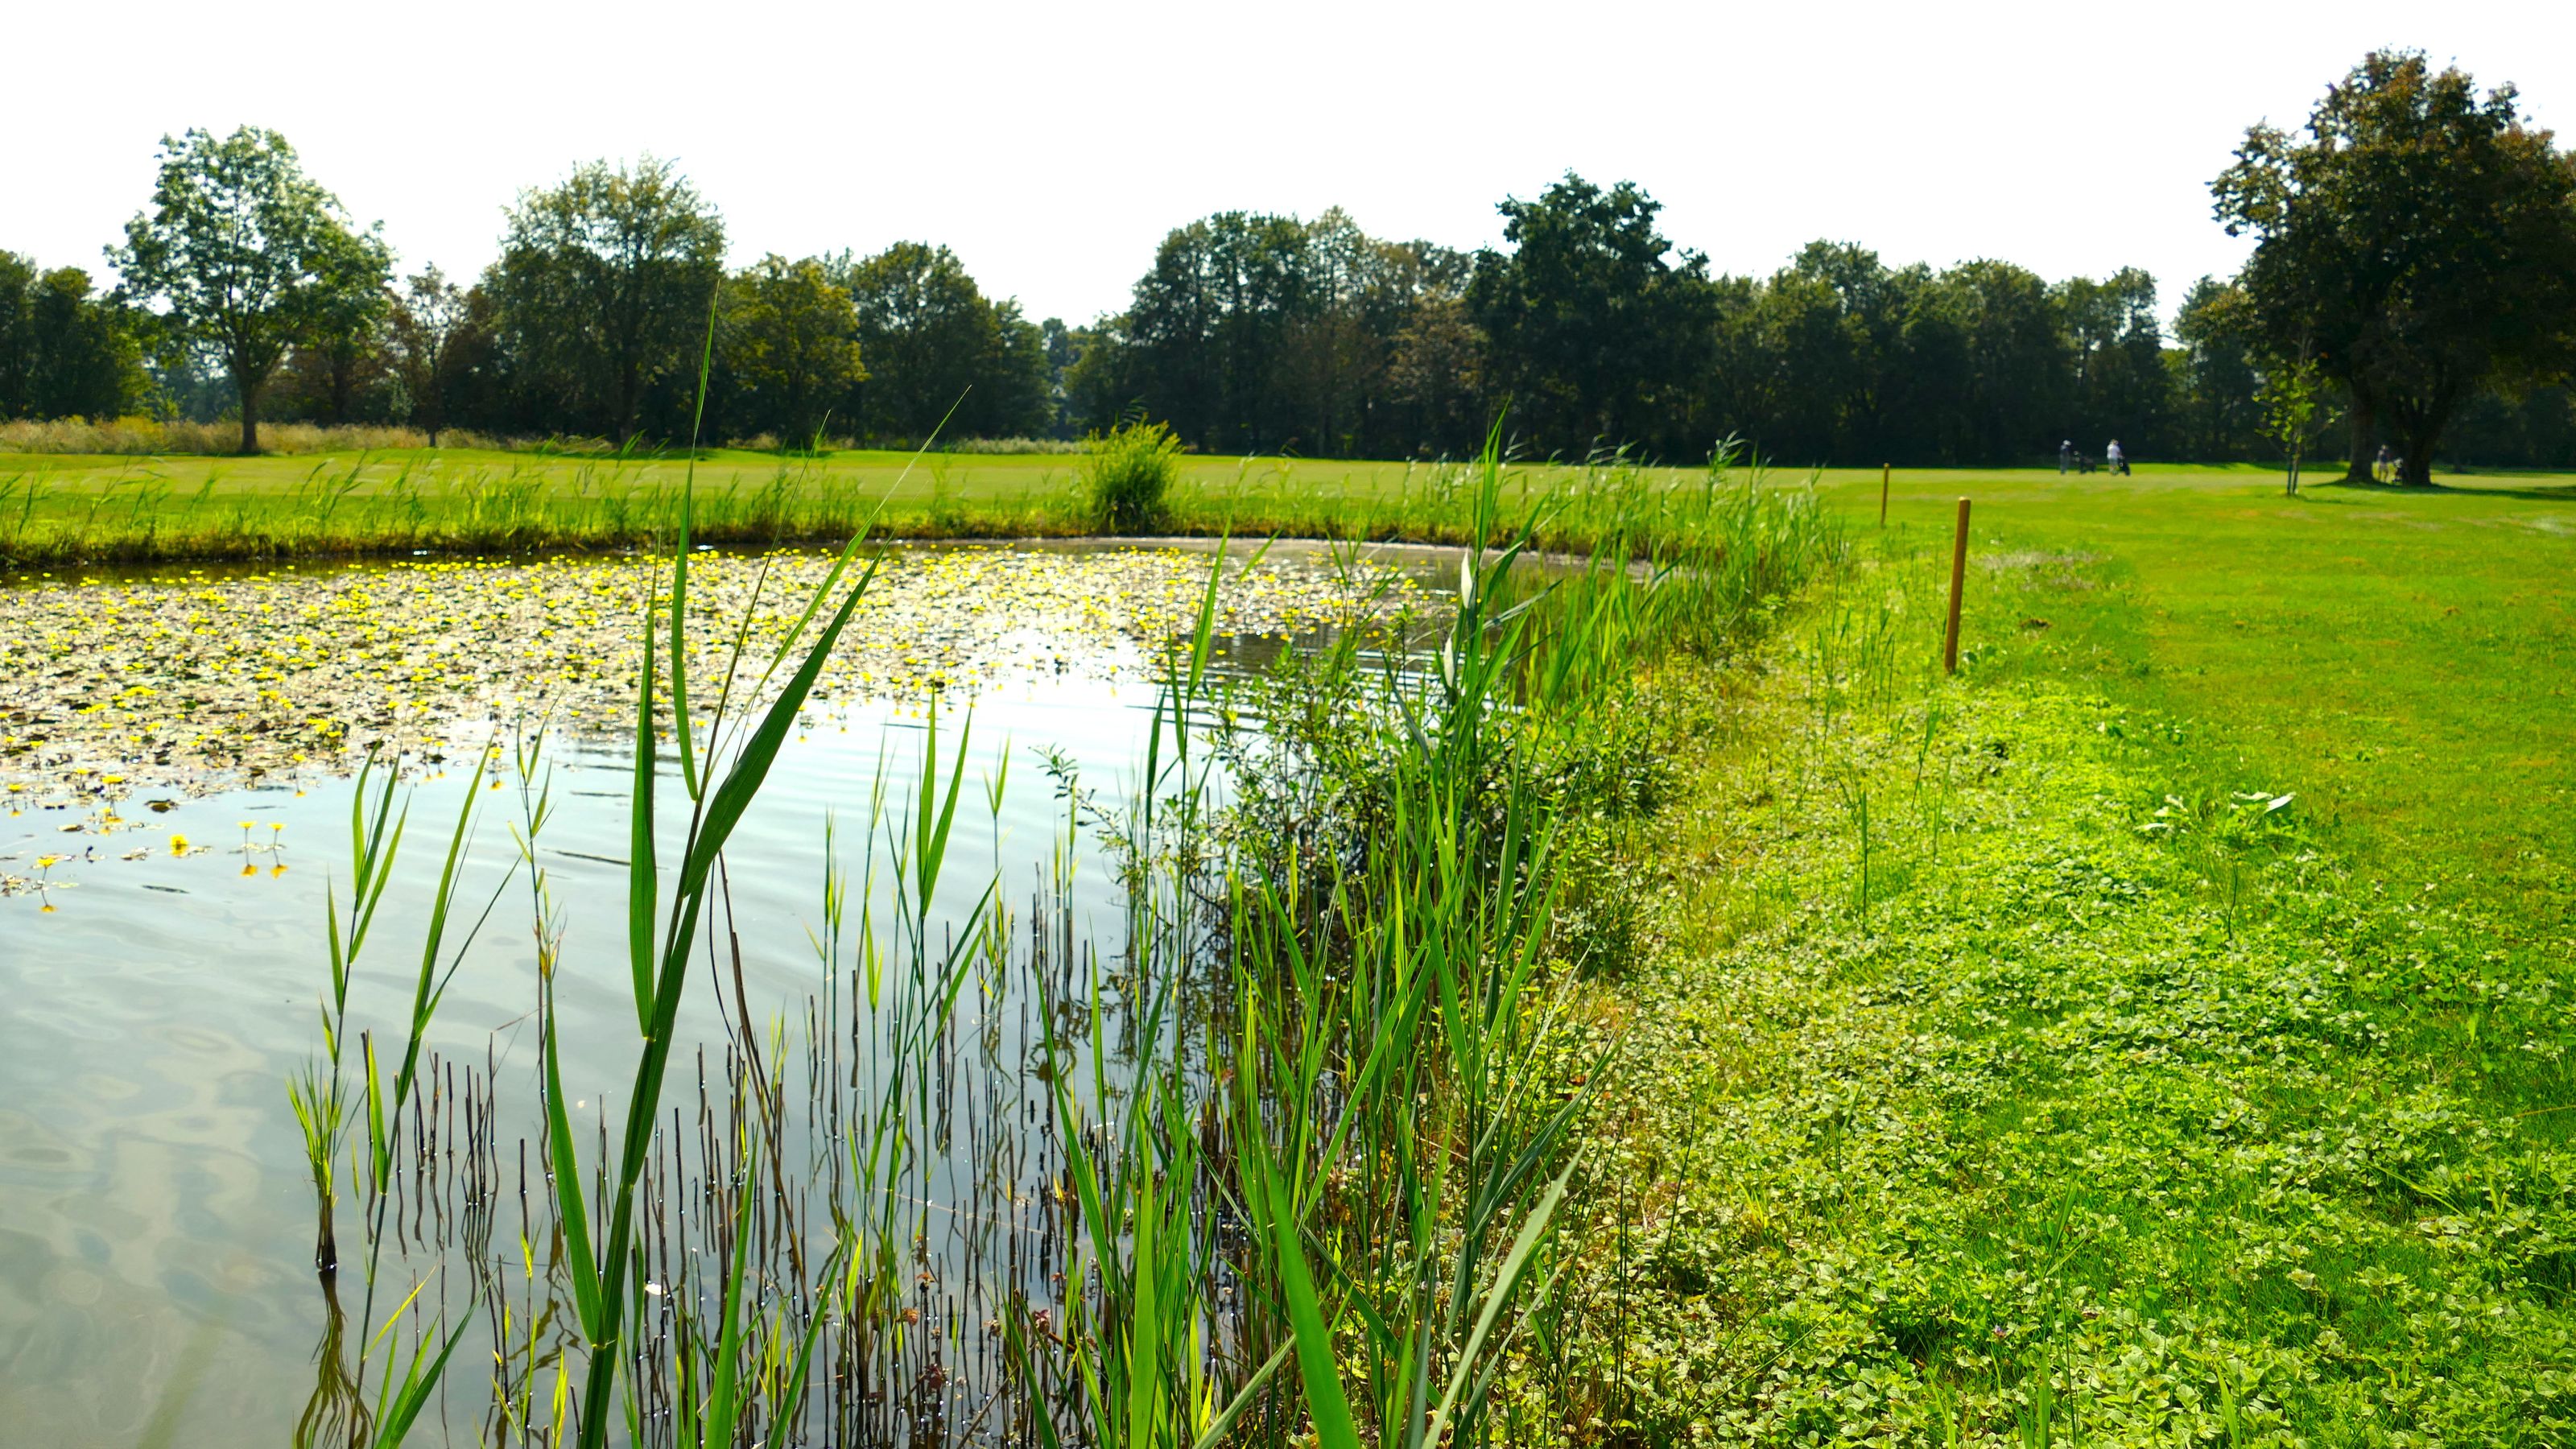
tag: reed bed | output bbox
[279,433,1843,1447]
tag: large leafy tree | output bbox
[1121,213,1308,449]
[1705,249,2190,467]
[1385,291,1488,456]
[727,255,865,447]
[490,157,725,445]
[1094,208,1476,454]
[2169,277,2270,460]
[1720,242,1905,464]
[1467,173,1717,458]
[833,243,1046,440]
[299,225,397,423]
[978,299,1053,440]
[2215,51,2576,483]
[0,254,147,421]
[108,127,383,452]
[2055,267,2170,454]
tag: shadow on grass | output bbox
[2310,477,2576,502]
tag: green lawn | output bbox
[1564,637,2576,1445]
[1550,466,2576,1441]
[1832,463,2575,912]
[0,444,1579,568]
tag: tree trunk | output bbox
[328,349,354,425]
[613,358,639,448]
[2394,383,2461,485]
[2401,432,2438,486]
[2342,384,2376,482]
[237,374,262,454]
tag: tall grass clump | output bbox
[1084,418,1183,531]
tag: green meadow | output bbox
[8,445,2567,905]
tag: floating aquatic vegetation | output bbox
[0,545,1424,813]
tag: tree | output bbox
[980,299,1054,440]
[2215,51,2576,483]
[0,253,31,414]
[1467,174,1717,458]
[835,243,1046,440]
[299,225,396,423]
[1928,258,2068,464]
[2255,349,2330,495]
[1718,243,1899,464]
[0,255,146,421]
[1062,315,1137,437]
[1039,317,1088,437]
[388,267,472,445]
[2171,278,2269,460]
[727,255,865,448]
[1385,293,1487,456]
[490,157,725,444]
[1096,209,1475,456]
[109,126,381,452]
[2056,267,2172,456]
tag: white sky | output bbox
[9,1,2566,328]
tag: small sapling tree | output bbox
[2255,349,2329,496]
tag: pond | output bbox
[0,539,1458,1447]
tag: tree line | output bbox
[7,52,2571,472]
[1059,195,2320,467]
[2,134,1052,452]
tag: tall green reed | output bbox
[289,738,510,1449]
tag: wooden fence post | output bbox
[1942,497,1971,675]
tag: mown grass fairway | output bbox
[1562,637,2576,1443]
[1840,464,2576,910]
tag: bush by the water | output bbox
[1081,419,1181,530]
